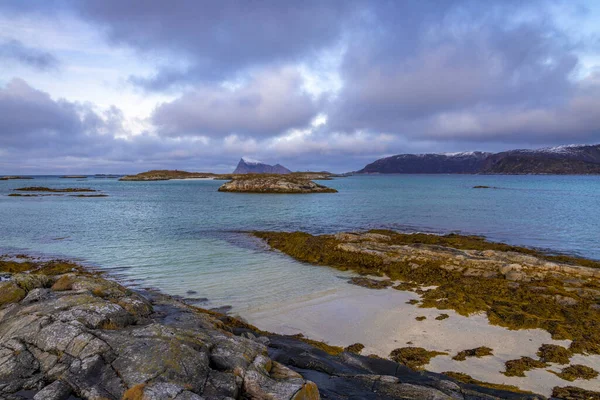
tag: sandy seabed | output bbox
[245,282,600,397]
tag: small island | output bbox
[8,187,108,198]
[14,187,97,193]
[218,174,338,193]
[119,170,218,181]
[0,176,33,180]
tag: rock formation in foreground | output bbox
[0,256,541,400]
[255,230,600,364]
[233,158,292,175]
[218,175,337,193]
[355,144,600,174]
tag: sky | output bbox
[1,0,600,174]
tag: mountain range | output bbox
[355,144,600,175]
[233,157,292,174]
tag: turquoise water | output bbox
[1,175,599,312]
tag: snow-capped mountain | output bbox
[232,157,292,174]
[355,144,600,174]
[357,151,491,174]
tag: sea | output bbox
[1,174,599,313]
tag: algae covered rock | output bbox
[389,347,447,370]
[218,175,337,193]
[0,281,26,306]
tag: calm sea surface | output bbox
[1,175,599,312]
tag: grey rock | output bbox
[140,382,184,399]
[554,295,578,306]
[21,288,51,305]
[33,380,72,400]
[374,382,454,399]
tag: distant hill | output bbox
[355,144,600,175]
[233,157,291,174]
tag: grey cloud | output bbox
[1,1,600,174]
[329,2,580,131]
[71,0,359,90]
[152,67,320,137]
[0,39,59,70]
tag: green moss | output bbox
[435,313,450,320]
[452,346,494,361]
[537,344,571,365]
[443,372,534,394]
[552,364,599,381]
[389,347,447,370]
[552,386,600,399]
[503,357,548,377]
[253,231,600,355]
[415,316,426,321]
[406,299,420,305]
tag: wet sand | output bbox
[244,282,600,397]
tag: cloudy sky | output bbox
[1,0,600,173]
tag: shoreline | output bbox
[0,254,545,400]
[244,282,600,397]
[2,228,600,398]
[251,229,600,397]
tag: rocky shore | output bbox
[254,230,600,397]
[0,255,545,400]
[218,175,337,194]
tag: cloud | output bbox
[425,74,600,143]
[69,0,358,90]
[1,1,600,174]
[0,39,59,70]
[152,67,320,137]
[329,2,580,131]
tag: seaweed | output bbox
[435,313,450,320]
[344,343,365,354]
[348,277,393,289]
[443,372,534,394]
[452,346,493,361]
[389,347,447,369]
[552,365,599,381]
[503,357,548,377]
[552,386,600,399]
[253,231,600,355]
[537,344,571,365]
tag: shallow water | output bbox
[1,174,599,312]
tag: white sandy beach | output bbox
[244,283,600,397]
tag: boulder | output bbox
[0,282,26,306]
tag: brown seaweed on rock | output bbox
[253,230,600,356]
[389,347,447,369]
[503,357,549,377]
[453,346,494,361]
